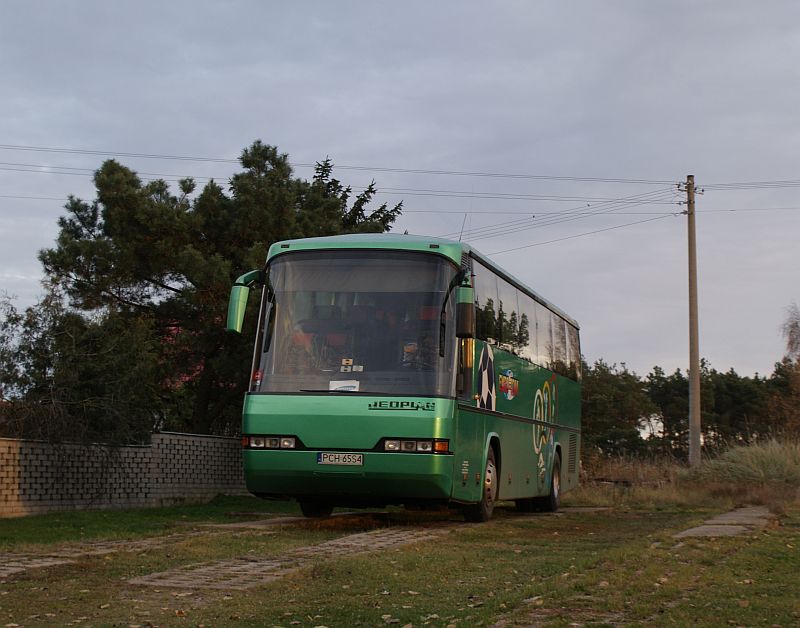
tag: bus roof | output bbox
[267,233,579,329]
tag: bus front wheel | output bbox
[464,448,497,523]
[299,501,334,518]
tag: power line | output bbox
[377,187,679,203]
[0,194,69,201]
[7,143,800,190]
[3,190,797,215]
[488,214,677,254]
[438,187,680,242]
[463,195,679,244]
[703,180,800,189]
[0,192,682,216]
[0,143,678,185]
[0,161,680,204]
[438,187,674,239]
[700,206,800,212]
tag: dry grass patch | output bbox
[567,440,800,513]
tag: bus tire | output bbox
[464,447,497,523]
[517,455,561,513]
[299,501,334,518]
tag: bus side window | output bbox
[472,260,498,343]
[552,316,568,376]
[567,323,581,381]
[517,292,537,364]
[535,302,553,370]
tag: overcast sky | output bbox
[1,1,799,377]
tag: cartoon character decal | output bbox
[476,344,496,411]
[499,369,519,401]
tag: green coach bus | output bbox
[226,233,581,522]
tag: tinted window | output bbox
[471,257,579,381]
[516,292,537,363]
[496,276,520,350]
[473,260,498,342]
[535,301,553,370]
[552,315,568,376]
[567,323,581,380]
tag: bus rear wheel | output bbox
[515,455,561,513]
[299,501,334,518]
[464,448,497,523]
[535,455,561,513]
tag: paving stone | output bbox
[673,524,749,538]
[704,506,771,527]
[672,506,775,538]
[45,534,195,558]
[0,555,73,577]
[130,525,454,590]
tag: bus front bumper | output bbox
[243,450,454,503]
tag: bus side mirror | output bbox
[226,285,250,334]
[226,269,263,334]
[456,302,474,338]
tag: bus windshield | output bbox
[252,250,459,397]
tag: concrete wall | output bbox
[0,432,247,518]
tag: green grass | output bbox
[1,505,797,627]
[0,495,300,549]
[2,441,799,625]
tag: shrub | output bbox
[688,440,800,486]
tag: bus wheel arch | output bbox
[464,438,500,523]
[489,435,501,479]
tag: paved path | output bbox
[673,506,775,538]
[129,524,455,590]
[0,531,209,577]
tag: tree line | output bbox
[582,352,799,459]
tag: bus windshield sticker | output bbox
[499,369,519,401]
[330,380,360,392]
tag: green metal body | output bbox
[234,234,581,509]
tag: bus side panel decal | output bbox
[476,344,496,411]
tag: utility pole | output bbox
[686,174,702,467]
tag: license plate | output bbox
[317,452,364,466]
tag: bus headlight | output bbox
[384,440,401,451]
[416,441,433,452]
[280,437,296,449]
